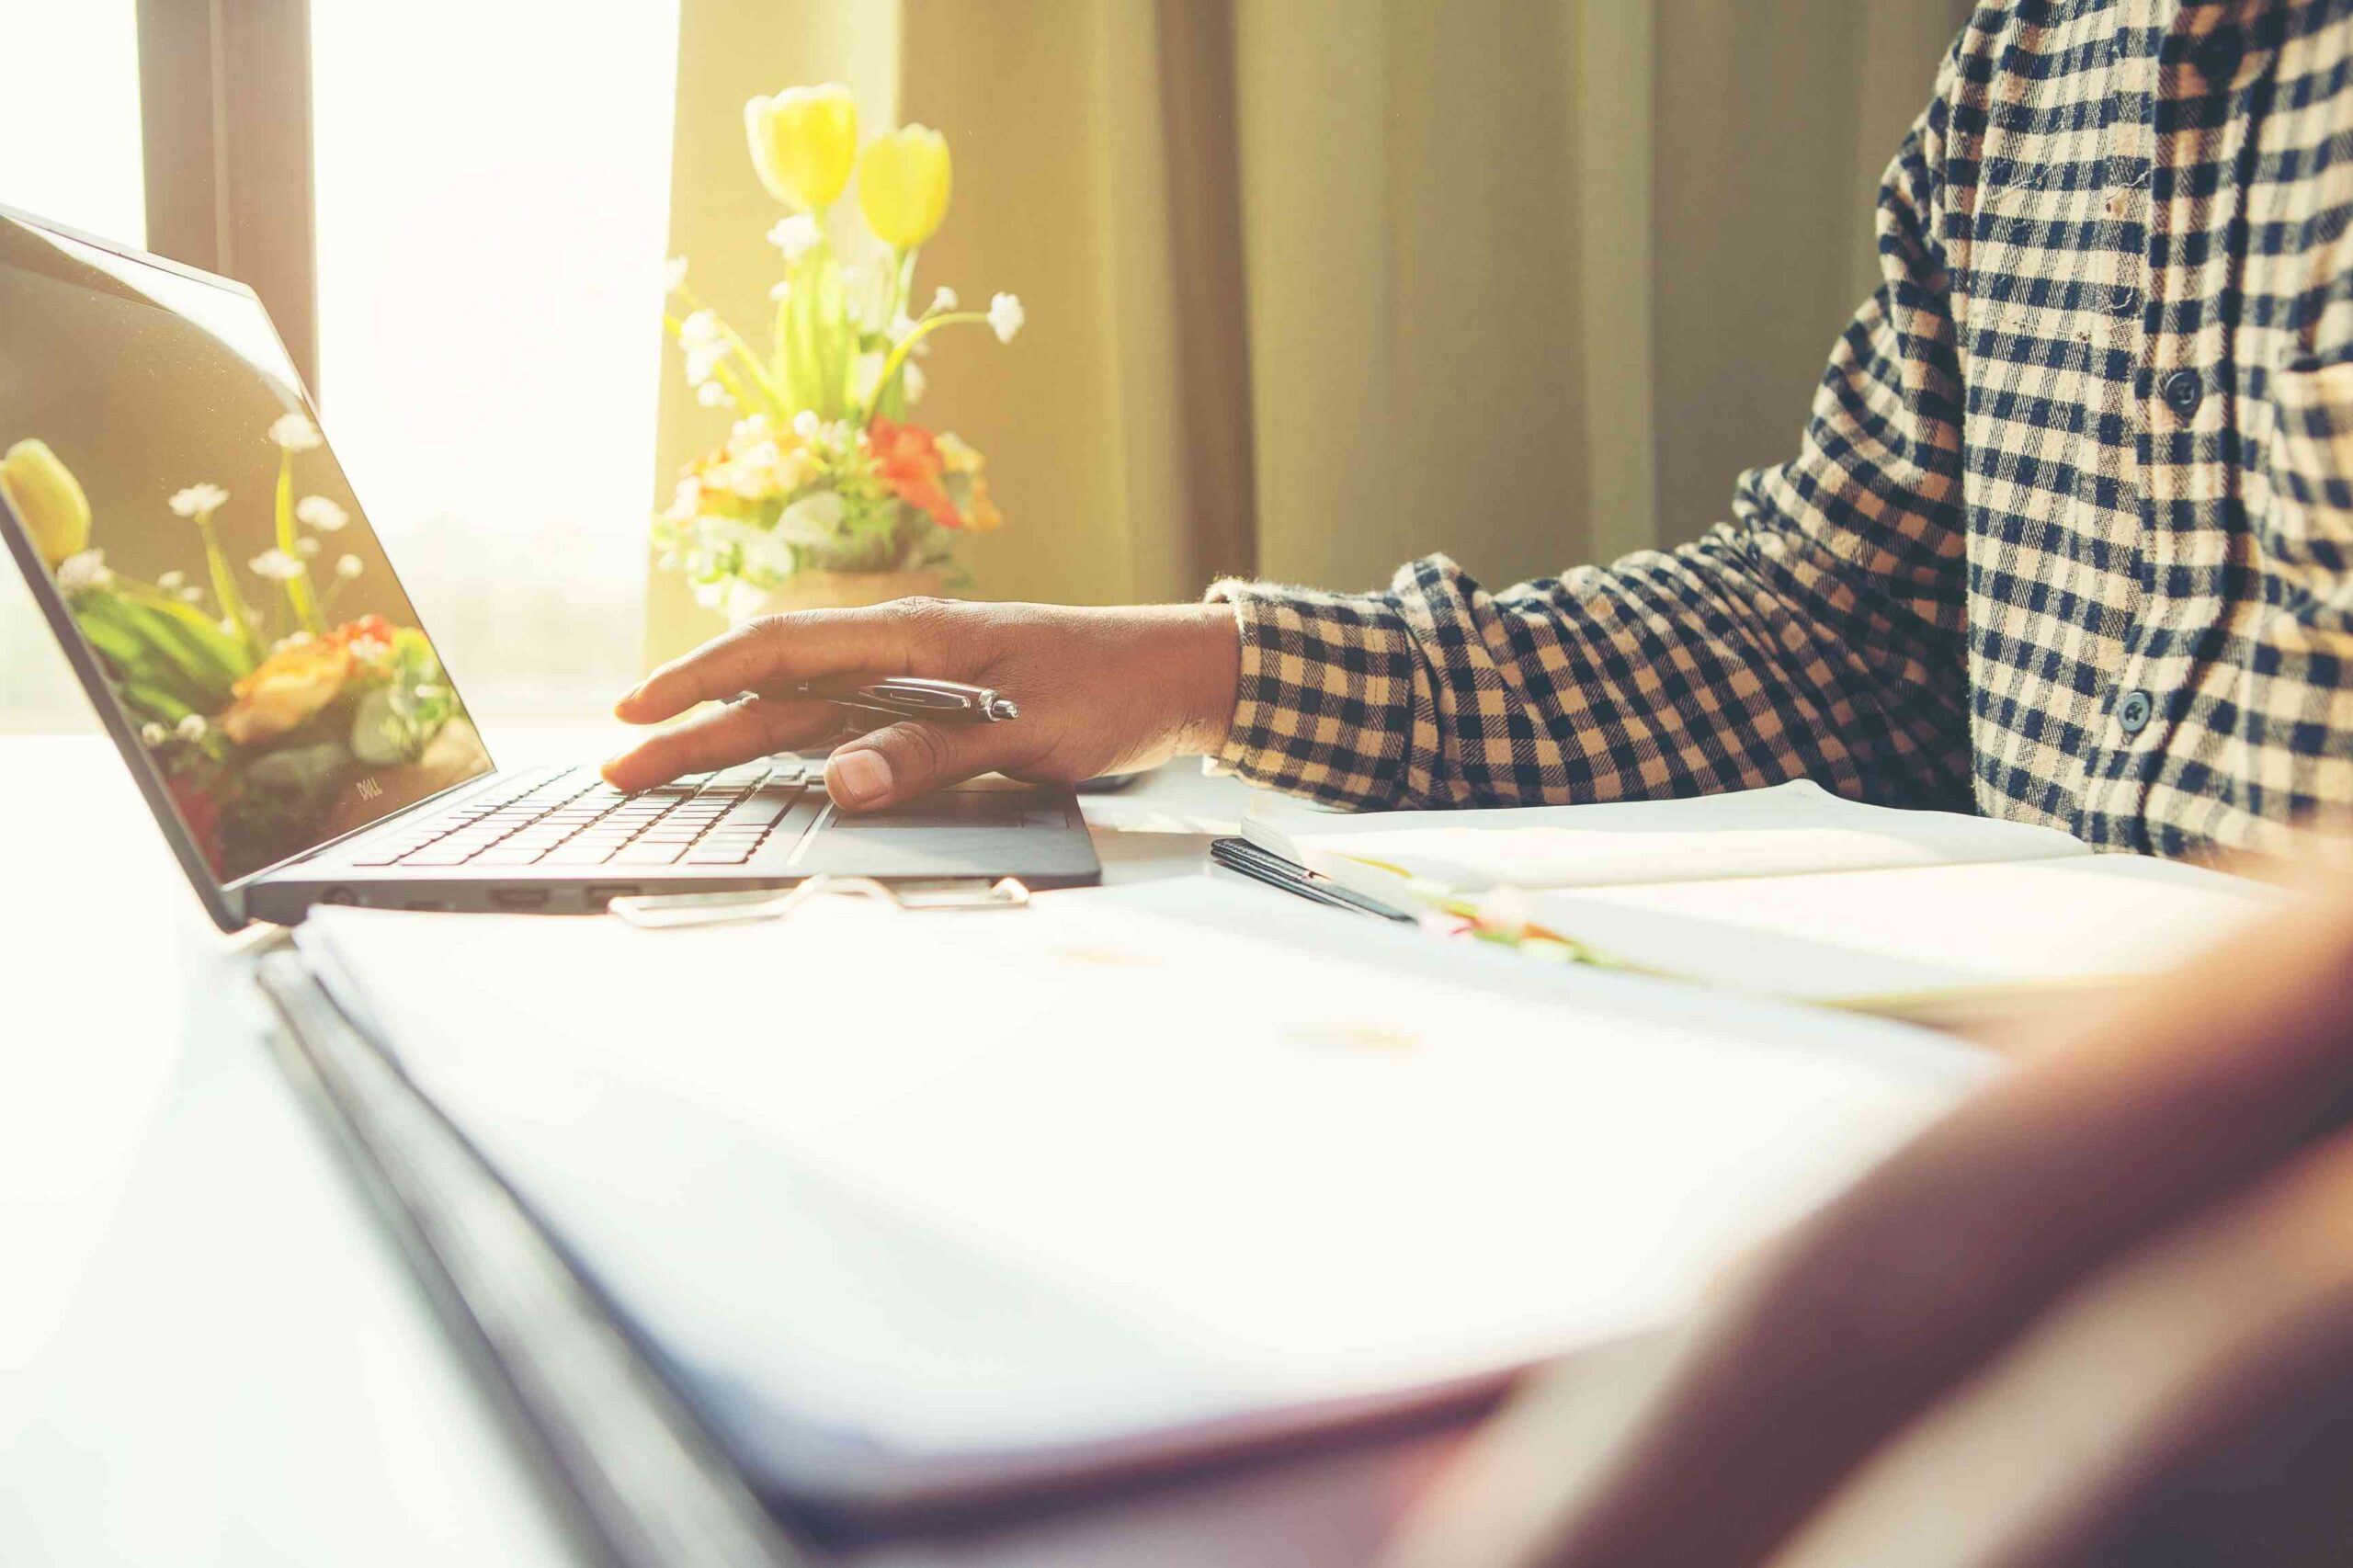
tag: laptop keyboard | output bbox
[350,759,812,870]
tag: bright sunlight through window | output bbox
[0,0,146,728]
[0,1,145,245]
[312,3,681,722]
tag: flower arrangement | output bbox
[2,426,479,879]
[655,85,1023,620]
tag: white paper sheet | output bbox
[1532,854,2279,1003]
[1246,778,2093,892]
[300,877,1994,1491]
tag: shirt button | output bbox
[2193,27,2245,86]
[2118,689,2154,734]
[2161,368,2205,417]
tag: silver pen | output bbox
[789,675,1020,722]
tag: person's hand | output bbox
[1383,873,2353,1568]
[602,597,1242,809]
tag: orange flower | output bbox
[217,638,359,745]
[865,416,963,530]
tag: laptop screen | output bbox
[0,210,490,888]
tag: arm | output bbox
[1214,49,1973,812]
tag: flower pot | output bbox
[725,567,950,626]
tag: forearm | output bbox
[1208,534,1971,812]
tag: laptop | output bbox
[0,205,1098,928]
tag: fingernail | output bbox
[829,748,892,805]
[613,682,645,715]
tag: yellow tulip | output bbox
[745,85,858,210]
[858,125,952,250]
[0,437,91,567]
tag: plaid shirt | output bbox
[1210,0,2353,858]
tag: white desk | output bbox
[0,727,1461,1565]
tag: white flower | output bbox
[335,554,364,580]
[140,722,166,747]
[662,256,689,292]
[790,410,822,442]
[903,361,927,404]
[930,285,958,313]
[684,345,727,388]
[676,309,723,351]
[295,536,320,558]
[697,381,733,408]
[169,483,229,518]
[157,570,186,591]
[179,586,204,603]
[268,413,323,451]
[175,713,207,742]
[249,549,304,582]
[889,312,918,341]
[56,549,110,593]
[768,280,792,303]
[773,490,847,548]
[767,215,822,262]
[690,576,730,611]
[295,495,348,531]
[278,630,315,647]
[987,291,1025,344]
[731,414,774,446]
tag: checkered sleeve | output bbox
[1206,43,1977,813]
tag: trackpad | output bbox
[847,792,1038,830]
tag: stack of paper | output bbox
[1244,780,2280,1020]
[296,876,1992,1513]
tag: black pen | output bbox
[789,675,1020,722]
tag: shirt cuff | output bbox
[1200,577,1431,809]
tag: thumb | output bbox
[823,721,1010,811]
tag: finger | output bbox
[1487,888,2353,1568]
[615,601,949,723]
[823,720,1019,812]
[1770,1122,2353,1568]
[599,698,839,792]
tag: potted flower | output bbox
[655,85,1025,624]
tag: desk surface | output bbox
[0,728,1461,1566]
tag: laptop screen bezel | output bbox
[0,203,501,929]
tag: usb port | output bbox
[586,885,641,906]
[489,888,551,910]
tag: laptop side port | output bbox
[585,885,640,908]
[488,888,551,910]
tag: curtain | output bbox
[644,0,1972,663]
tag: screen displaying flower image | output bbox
[0,213,490,882]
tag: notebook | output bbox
[1240,780,2281,1022]
[289,875,1994,1517]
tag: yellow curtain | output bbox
[644,0,1970,665]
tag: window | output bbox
[310,3,681,722]
[0,1,148,730]
[0,2,146,246]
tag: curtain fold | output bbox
[646,0,1972,664]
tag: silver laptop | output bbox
[0,205,1098,928]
